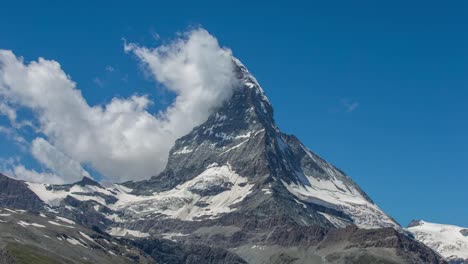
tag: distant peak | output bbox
[74,176,101,187]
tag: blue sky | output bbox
[0,1,466,227]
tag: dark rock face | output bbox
[260,225,446,264]
[74,176,102,187]
[58,196,115,229]
[46,176,102,192]
[130,238,247,264]
[323,227,445,264]
[0,174,44,211]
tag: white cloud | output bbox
[11,165,64,184]
[0,157,65,184]
[0,126,27,147]
[105,65,115,72]
[341,99,360,113]
[124,28,238,149]
[0,102,17,123]
[0,102,34,129]
[31,138,90,182]
[0,28,237,183]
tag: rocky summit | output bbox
[0,58,448,263]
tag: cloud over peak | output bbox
[0,28,238,183]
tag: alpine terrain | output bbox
[0,57,449,263]
[408,220,468,264]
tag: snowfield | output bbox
[116,164,254,221]
[26,164,254,222]
[408,220,468,262]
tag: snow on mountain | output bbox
[108,227,150,238]
[408,220,468,263]
[282,143,398,229]
[116,163,254,221]
[25,164,254,222]
[26,181,113,206]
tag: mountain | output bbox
[408,220,468,264]
[0,58,446,263]
[122,57,399,230]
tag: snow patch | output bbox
[26,182,115,207]
[79,231,101,247]
[162,232,189,241]
[173,146,194,155]
[48,221,74,228]
[66,237,87,247]
[220,129,265,155]
[17,221,45,228]
[108,227,149,238]
[56,216,75,225]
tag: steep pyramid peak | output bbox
[220,56,276,129]
[126,57,398,230]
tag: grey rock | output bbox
[460,229,468,237]
[0,174,44,211]
[129,238,247,264]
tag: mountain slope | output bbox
[0,207,252,264]
[408,220,468,264]
[0,207,154,264]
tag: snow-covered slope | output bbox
[408,220,468,263]
[26,180,114,207]
[24,164,254,222]
[116,163,254,221]
[282,144,397,229]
